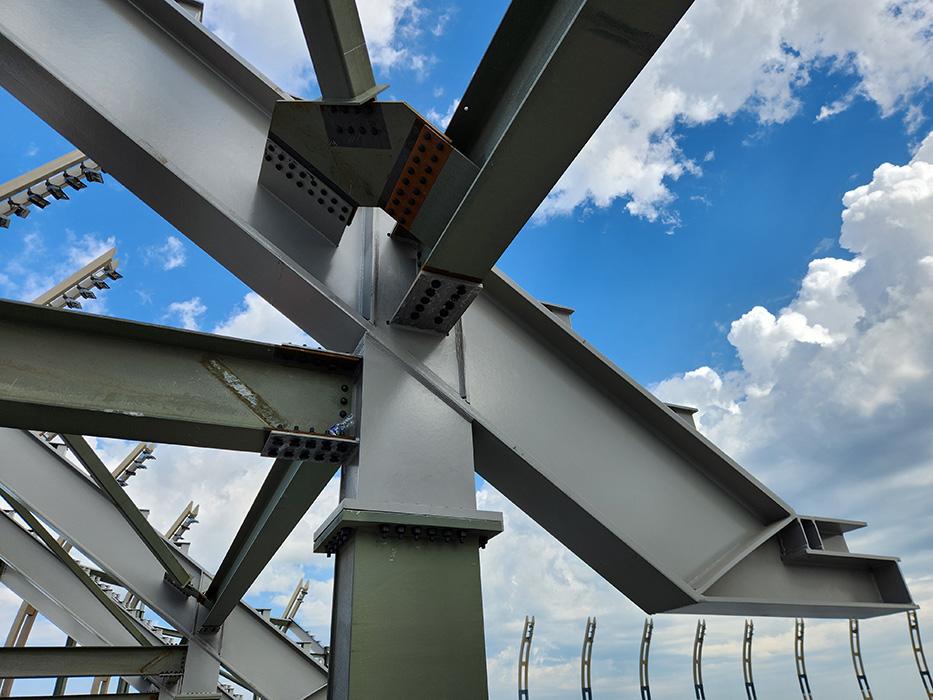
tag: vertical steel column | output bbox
[581,617,596,700]
[90,676,111,694]
[908,611,933,698]
[518,616,534,699]
[323,337,501,700]
[693,620,706,700]
[52,637,76,696]
[0,602,37,696]
[742,620,757,700]
[639,617,653,700]
[795,618,814,699]
[849,619,873,700]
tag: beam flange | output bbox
[0,299,358,452]
[200,458,340,630]
[0,646,185,678]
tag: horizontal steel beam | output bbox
[12,695,156,700]
[0,429,328,699]
[0,646,184,678]
[391,0,694,331]
[0,299,358,451]
[201,458,339,630]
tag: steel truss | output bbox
[0,0,919,697]
[742,620,757,700]
[581,617,596,700]
[908,610,933,698]
[639,617,653,700]
[518,616,534,700]
[849,619,873,700]
[794,618,813,699]
[693,619,706,700]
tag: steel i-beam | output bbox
[742,620,757,700]
[518,616,534,700]
[795,618,814,699]
[849,619,873,700]
[581,617,595,700]
[639,617,653,700]
[908,611,933,698]
[692,620,706,700]
[0,645,185,678]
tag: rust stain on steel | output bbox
[202,357,286,428]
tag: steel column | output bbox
[692,620,706,700]
[795,618,813,699]
[52,638,76,696]
[742,620,756,700]
[908,611,933,698]
[638,618,652,700]
[849,619,873,700]
[518,616,534,700]
[581,617,595,700]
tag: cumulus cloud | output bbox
[212,291,316,346]
[203,0,440,94]
[538,0,933,223]
[164,296,206,330]
[146,235,186,270]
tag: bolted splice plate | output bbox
[261,429,358,465]
[391,268,482,333]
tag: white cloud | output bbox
[164,296,207,330]
[213,291,316,346]
[203,0,439,94]
[147,235,186,270]
[538,0,933,222]
[427,98,459,129]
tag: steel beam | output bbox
[518,616,533,700]
[61,434,192,590]
[639,618,652,700]
[0,299,358,452]
[294,0,382,103]
[581,617,595,700]
[0,429,328,700]
[0,0,913,622]
[0,646,184,678]
[18,695,156,700]
[201,458,339,630]
[391,0,695,331]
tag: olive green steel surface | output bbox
[0,645,184,677]
[0,487,152,646]
[330,531,488,699]
[61,433,193,590]
[201,457,340,629]
[0,299,358,451]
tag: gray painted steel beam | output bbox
[201,458,339,630]
[0,0,912,622]
[14,695,156,700]
[294,0,382,103]
[0,429,328,699]
[0,299,358,452]
[0,646,185,678]
[391,0,695,331]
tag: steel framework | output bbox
[518,616,534,700]
[581,617,596,700]
[909,611,933,698]
[849,619,873,700]
[742,620,757,700]
[692,619,706,700]
[794,618,814,699]
[0,0,918,697]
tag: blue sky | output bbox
[1,0,933,698]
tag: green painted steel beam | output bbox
[61,434,193,590]
[0,645,184,678]
[0,299,359,452]
[200,458,340,630]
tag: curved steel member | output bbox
[742,619,757,700]
[693,619,706,700]
[581,617,596,700]
[639,617,653,700]
[519,615,534,700]
[908,611,933,699]
[849,619,873,700]
[794,618,813,699]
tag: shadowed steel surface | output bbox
[849,619,873,699]
[795,618,813,699]
[639,618,653,700]
[581,617,595,700]
[0,429,328,700]
[908,611,933,698]
[394,0,696,332]
[295,0,380,103]
[0,299,358,451]
[19,695,156,700]
[518,616,534,699]
[693,620,706,700]
[0,646,184,678]
[742,620,756,700]
[0,601,36,697]
[201,457,339,630]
